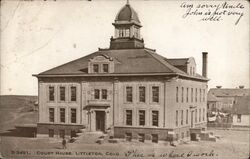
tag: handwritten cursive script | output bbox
[180,1,244,25]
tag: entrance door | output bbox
[96,111,105,132]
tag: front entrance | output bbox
[96,111,105,132]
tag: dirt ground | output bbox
[0,129,249,159]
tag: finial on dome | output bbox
[126,0,129,5]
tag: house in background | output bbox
[33,1,209,142]
[208,86,249,113]
[232,96,250,128]
[207,93,222,113]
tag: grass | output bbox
[0,95,38,132]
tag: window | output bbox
[126,110,132,125]
[119,28,130,37]
[203,108,205,121]
[200,89,202,102]
[59,86,65,101]
[138,134,145,142]
[93,64,99,73]
[176,110,178,126]
[203,89,206,102]
[181,87,184,103]
[152,134,158,143]
[186,88,189,102]
[181,110,183,125]
[195,88,197,102]
[237,114,241,122]
[176,87,179,102]
[49,108,54,122]
[60,108,65,123]
[94,89,100,99]
[199,109,201,122]
[186,109,189,124]
[133,27,140,38]
[102,89,108,100]
[139,110,145,126]
[48,129,54,137]
[71,86,77,101]
[125,133,132,141]
[126,87,133,102]
[71,130,77,138]
[71,108,77,123]
[125,29,130,37]
[195,109,197,123]
[103,64,109,73]
[187,131,190,137]
[59,129,65,138]
[191,88,193,102]
[152,111,159,126]
[152,86,159,103]
[139,86,146,102]
[49,86,55,101]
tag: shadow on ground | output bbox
[0,127,36,138]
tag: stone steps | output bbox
[199,131,216,142]
[75,131,105,144]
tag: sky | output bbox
[0,0,249,95]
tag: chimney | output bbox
[239,85,244,89]
[216,86,222,89]
[202,52,208,78]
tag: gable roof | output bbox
[209,88,250,97]
[166,58,189,66]
[207,93,220,102]
[36,48,207,81]
[232,96,250,115]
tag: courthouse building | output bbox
[34,2,209,142]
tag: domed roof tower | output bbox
[110,0,144,49]
[115,2,141,25]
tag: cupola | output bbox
[110,0,144,49]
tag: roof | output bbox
[115,4,140,24]
[209,88,250,97]
[207,93,220,102]
[166,58,189,66]
[232,96,250,115]
[36,48,207,81]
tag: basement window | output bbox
[125,133,132,142]
[138,134,145,142]
[152,134,158,143]
[59,130,65,138]
[48,129,54,138]
[237,114,241,122]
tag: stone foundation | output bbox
[37,123,84,138]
